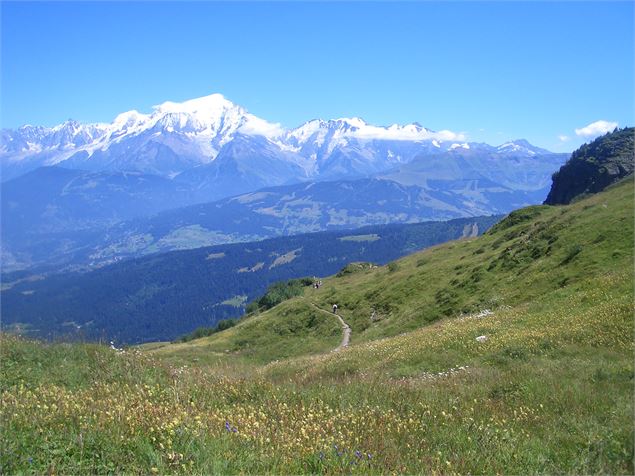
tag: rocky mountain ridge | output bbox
[545,127,634,205]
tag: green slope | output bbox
[2,180,633,474]
[154,179,633,366]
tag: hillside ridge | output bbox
[545,127,634,205]
[152,179,633,365]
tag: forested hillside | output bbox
[1,216,498,343]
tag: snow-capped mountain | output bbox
[496,139,552,157]
[1,92,556,186]
[1,94,286,180]
[1,93,571,271]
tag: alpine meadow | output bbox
[1,2,634,475]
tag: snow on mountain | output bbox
[149,94,284,140]
[284,117,464,152]
[1,121,109,156]
[278,117,474,180]
[1,94,293,180]
[1,92,557,185]
[496,139,551,156]
[450,143,470,150]
[2,94,275,158]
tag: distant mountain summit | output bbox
[545,127,634,205]
[496,139,552,156]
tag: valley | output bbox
[1,215,500,343]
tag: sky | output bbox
[1,1,633,152]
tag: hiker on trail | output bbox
[332,304,338,314]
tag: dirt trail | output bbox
[310,303,351,351]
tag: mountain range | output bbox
[2,93,560,186]
[1,93,568,271]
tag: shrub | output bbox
[247,277,315,313]
[560,244,583,265]
[336,262,376,277]
[176,318,238,343]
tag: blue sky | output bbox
[2,1,633,151]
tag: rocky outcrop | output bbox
[545,127,634,205]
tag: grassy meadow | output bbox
[1,180,633,474]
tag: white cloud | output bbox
[558,135,570,142]
[240,115,467,142]
[238,116,285,138]
[433,130,467,142]
[575,120,618,138]
[349,124,465,142]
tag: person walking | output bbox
[332,304,338,314]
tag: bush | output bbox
[176,318,238,343]
[336,262,376,277]
[561,244,583,265]
[246,277,314,313]
[488,206,549,234]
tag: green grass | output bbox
[2,180,633,474]
[155,299,342,366]
[156,179,633,365]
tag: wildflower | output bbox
[355,450,362,458]
[333,444,342,457]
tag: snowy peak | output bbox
[290,117,366,136]
[151,94,246,133]
[112,110,149,131]
[497,139,551,156]
[147,93,285,140]
[3,120,108,154]
[333,117,367,129]
[284,117,458,156]
[153,93,238,116]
